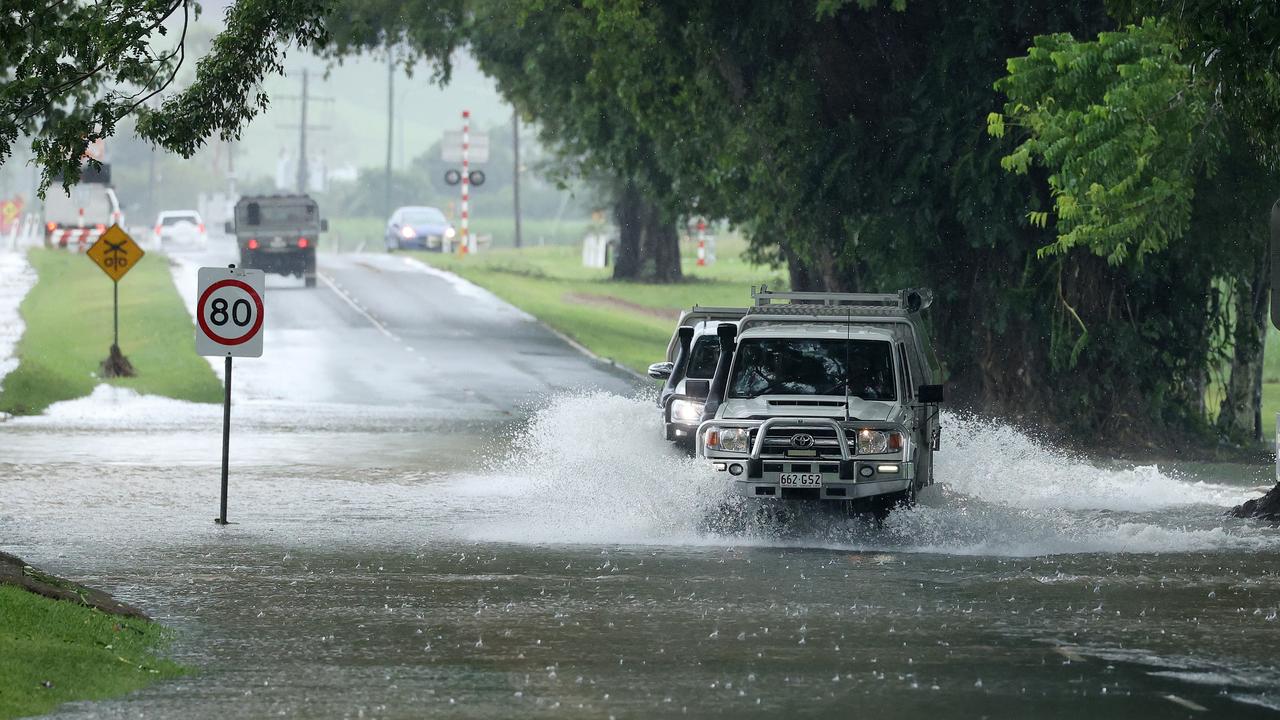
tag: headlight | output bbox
[706,427,750,453]
[670,398,704,424]
[445,227,456,238]
[856,429,902,455]
[400,226,416,239]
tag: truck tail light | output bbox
[247,238,259,250]
[154,224,162,235]
[198,223,205,233]
[94,224,105,232]
[46,222,56,232]
[297,238,309,248]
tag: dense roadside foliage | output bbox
[990,18,1274,440]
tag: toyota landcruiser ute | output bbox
[696,288,944,515]
[226,194,328,287]
[649,306,747,446]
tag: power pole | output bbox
[277,69,331,193]
[385,55,394,220]
[512,108,522,249]
[296,69,309,193]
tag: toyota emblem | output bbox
[790,433,815,449]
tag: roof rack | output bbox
[750,286,933,313]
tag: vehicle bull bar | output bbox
[697,417,862,480]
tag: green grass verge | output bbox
[408,241,786,374]
[0,249,222,415]
[0,585,185,719]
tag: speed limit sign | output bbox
[196,266,265,358]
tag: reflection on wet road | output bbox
[2,244,1279,717]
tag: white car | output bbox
[152,210,207,250]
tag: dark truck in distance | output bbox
[226,194,328,287]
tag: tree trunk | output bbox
[642,201,682,283]
[613,181,681,283]
[612,181,643,280]
[1218,247,1270,441]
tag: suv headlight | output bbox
[856,429,902,455]
[670,398,704,424]
[706,427,750,453]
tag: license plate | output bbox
[779,473,822,487]
[270,237,286,248]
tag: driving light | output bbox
[670,398,704,424]
[728,463,744,476]
[856,430,902,455]
[445,227,457,238]
[877,464,900,474]
[706,427,750,452]
[400,226,416,239]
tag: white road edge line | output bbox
[318,272,398,342]
[394,255,646,383]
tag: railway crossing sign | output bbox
[196,266,265,358]
[86,224,143,281]
[442,129,490,163]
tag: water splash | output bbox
[459,393,1277,557]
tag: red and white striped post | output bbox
[696,217,707,267]
[458,109,470,256]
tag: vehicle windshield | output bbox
[160,214,199,226]
[728,338,896,400]
[686,336,721,379]
[402,208,447,225]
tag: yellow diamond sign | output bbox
[87,224,144,282]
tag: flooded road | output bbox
[2,248,1279,717]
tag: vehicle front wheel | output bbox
[869,486,916,523]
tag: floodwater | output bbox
[3,390,1278,718]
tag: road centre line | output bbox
[318,272,398,342]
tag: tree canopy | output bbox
[5,0,1280,442]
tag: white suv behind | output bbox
[152,210,207,250]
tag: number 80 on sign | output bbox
[196,267,265,357]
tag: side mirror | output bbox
[223,221,234,234]
[648,361,674,380]
[917,384,945,404]
[320,218,329,232]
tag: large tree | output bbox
[7,0,1280,447]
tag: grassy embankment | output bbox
[0,249,221,416]
[0,585,184,719]
[410,234,785,374]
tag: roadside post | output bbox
[1270,199,1280,482]
[86,224,144,377]
[443,112,489,254]
[195,265,265,526]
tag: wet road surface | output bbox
[2,242,1279,718]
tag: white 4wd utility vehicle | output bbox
[695,288,944,515]
[649,306,747,446]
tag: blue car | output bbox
[385,206,457,251]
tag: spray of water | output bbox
[457,393,1277,556]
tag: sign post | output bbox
[196,265,265,526]
[86,224,144,377]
